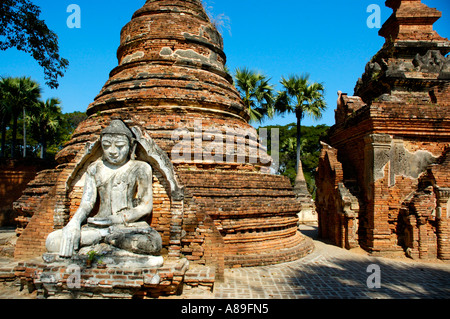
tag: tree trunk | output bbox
[0,118,5,158]
[293,109,316,225]
[23,107,26,158]
[295,109,302,173]
[40,130,46,159]
[294,108,309,196]
[11,114,17,158]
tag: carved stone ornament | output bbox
[413,50,450,75]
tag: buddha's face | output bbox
[101,134,130,166]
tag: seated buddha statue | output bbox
[45,120,162,263]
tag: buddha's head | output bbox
[100,120,135,166]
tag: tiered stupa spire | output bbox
[380,0,448,43]
[88,0,245,119]
[354,0,450,103]
[57,0,271,168]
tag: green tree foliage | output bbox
[27,98,63,159]
[42,110,87,159]
[0,76,41,158]
[259,123,329,199]
[0,0,69,88]
[234,67,275,124]
[59,111,87,144]
[0,77,86,159]
[275,74,327,174]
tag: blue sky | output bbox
[1,0,449,128]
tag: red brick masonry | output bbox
[316,0,450,260]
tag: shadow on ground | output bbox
[293,225,450,299]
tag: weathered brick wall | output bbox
[180,191,225,279]
[399,185,438,259]
[14,258,203,298]
[366,133,448,254]
[14,183,57,260]
[319,102,450,257]
[315,143,360,249]
[426,149,450,260]
[317,0,450,260]
[316,144,343,245]
[0,160,53,227]
[178,170,312,268]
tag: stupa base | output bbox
[14,257,206,299]
[224,233,314,268]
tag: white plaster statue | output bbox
[46,120,162,262]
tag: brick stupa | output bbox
[316,0,450,259]
[13,0,312,297]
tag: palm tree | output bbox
[234,67,275,124]
[28,98,62,159]
[0,78,15,157]
[0,77,41,158]
[0,88,10,157]
[275,74,326,191]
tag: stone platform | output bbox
[13,257,213,299]
[2,226,450,299]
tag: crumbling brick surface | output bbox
[178,170,311,269]
[14,257,196,299]
[316,0,450,260]
[0,159,54,227]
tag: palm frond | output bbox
[277,74,326,119]
[234,67,276,124]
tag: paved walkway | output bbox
[211,225,450,299]
[1,226,450,299]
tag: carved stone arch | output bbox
[65,139,101,196]
[131,126,184,201]
[52,140,103,229]
[64,124,184,202]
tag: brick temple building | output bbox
[12,0,312,297]
[316,0,450,260]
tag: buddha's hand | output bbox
[109,211,130,225]
[59,221,81,258]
